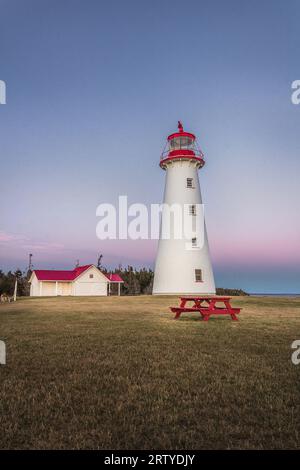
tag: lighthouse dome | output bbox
[160,121,205,169]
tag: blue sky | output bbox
[0,0,300,292]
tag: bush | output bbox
[216,287,249,296]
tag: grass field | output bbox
[0,295,299,449]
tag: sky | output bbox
[0,0,300,293]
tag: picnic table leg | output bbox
[201,299,215,321]
[224,300,239,321]
[174,299,186,320]
[195,300,206,321]
[173,298,187,319]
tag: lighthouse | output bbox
[152,122,216,295]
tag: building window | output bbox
[187,178,193,188]
[189,204,196,215]
[192,237,197,247]
[195,269,203,282]
[89,274,94,279]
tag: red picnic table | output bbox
[170,296,241,321]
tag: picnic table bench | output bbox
[170,296,241,321]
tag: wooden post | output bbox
[118,282,121,296]
[13,279,17,301]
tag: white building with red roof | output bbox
[29,264,124,296]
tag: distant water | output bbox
[250,293,300,297]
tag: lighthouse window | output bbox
[180,137,188,147]
[189,204,196,215]
[195,269,203,282]
[192,237,197,247]
[170,137,194,150]
[182,137,193,148]
[187,178,193,188]
[170,137,181,150]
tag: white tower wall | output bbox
[153,160,215,295]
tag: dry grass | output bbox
[0,295,299,449]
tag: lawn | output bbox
[0,295,299,449]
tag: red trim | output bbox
[168,149,195,157]
[167,131,195,141]
[160,155,205,169]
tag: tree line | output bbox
[0,266,154,296]
[0,267,248,297]
[0,269,31,297]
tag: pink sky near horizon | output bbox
[1,228,299,271]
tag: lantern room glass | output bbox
[169,136,194,150]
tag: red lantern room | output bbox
[160,121,205,169]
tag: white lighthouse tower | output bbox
[153,122,215,295]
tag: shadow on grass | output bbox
[171,315,235,322]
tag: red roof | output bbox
[167,122,195,141]
[33,265,124,283]
[167,131,195,141]
[105,273,124,283]
[33,264,94,281]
